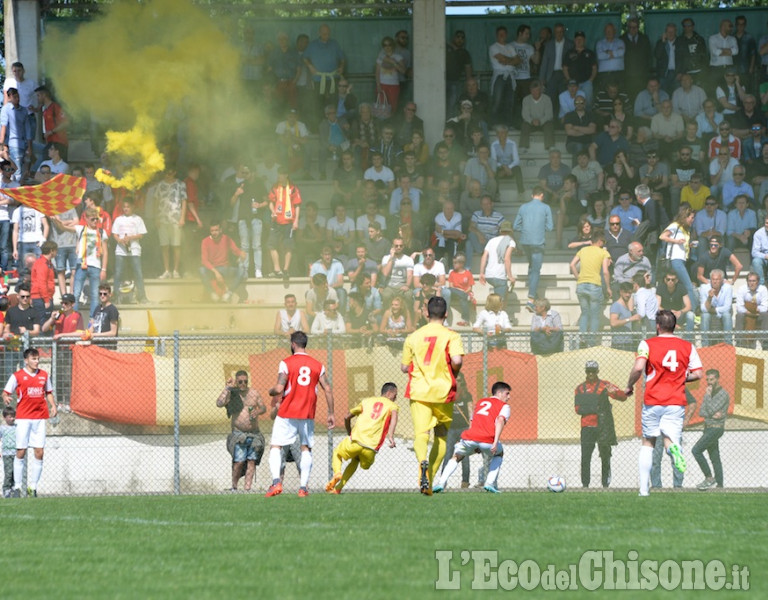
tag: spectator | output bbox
[36,142,69,179]
[721,166,754,211]
[90,284,119,340]
[610,191,642,234]
[446,101,483,152]
[695,99,724,137]
[310,298,346,335]
[679,18,709,81]
[472,293,512,349]
[391,102,424,152]
[61,207,108,316]
[708,121,741,160]
[605,215,633,265]
[676,121,706,165]
[741,123,766,164]
[413,272,440,326]
[447,253,475,326]
[351,272,383,326]
[595,23,625,90]
[317,105,349,180]
[570,229,611,347]
[632,270,658,332]
[563,95,596,159]
[150,165,187,280]
[568,216,593,252]
[325,204,354,253]
[697,233,742,285]
[433,200,464,265]
[514,186,553,310]
[587,195,609,230]
[714,69,745,116]
[538,149,571,204]
[0,88,33,182]
[111,197,149,305]
[694,196,727,241]
[199,221,246,303]
[2,283,39,379]
[479,220,516,302]
[692,369,729,490]
[274,293,309,337]
[700,268,733,345]
[275,108,310,178]
[490,125,523,195]
[709,21,739,88]
[345,291,375,344]
[346,243,379,289]
[364,151,395,193]
[303,24,346,126]
[364,221,391,265]
[331,150,362,212]
[445,31,473,114]
[379,237,414,309]
[375,36,406,113]
[708,145,740,198]
[33,85,68,167]
[605,95,635,143]
[520,80,554,151]
[639,151,670,201]
[747,143,768,198]
[654,23,683,95]
[539,23,573,116]
[41,292,83,339]
[396,149,425,189]
[378,296,413,343]
[670,147,703,211]
[466,195,504,268]
[427,141,461,199]
[589,119,629,168]
[463,143,497,197]
[558,79,586,120]
[731,95,763,142]
[457,78,490,131]
[530,297,563,355]
[610,281,639,350]
[350,103,380,169]
[309,246,345,310]
[268,32,302,110]
[11,201,48,263]
[267,167,301,279]
[633,183,667,259]
[725,194,756,251]
[613,241,652,296]
[556,174,583,249]
[607,150,637,194]
[750,217,768,284]
[30,241,57,328]
[489,25,516,126]
[221,162,267,279]
[305,273,338,322]
[634,78,669,123]
[656,269,695,333]
[671,73,706,121]
[295,200,326,273]
[734,272,768,349]
[511,24,538,127]
[650,100,685,151]
[659,203,698,303]
[562,31,597,105]
[389,173,421,215]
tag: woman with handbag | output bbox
[375,37,405,115]
[659,203,697,310]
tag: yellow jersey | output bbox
[402,321,465,404]
[350,396,399,451]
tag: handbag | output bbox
[372,91,391,120]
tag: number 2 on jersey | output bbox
[423,336,437,365]
[476,400,492,416]
[662,350,679,372]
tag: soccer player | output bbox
[266,331,334,497]
[325,382,399,494]
[433,381,511,494]
[2,347,56,498]
[625,310,703,497]
[401,296,464,495]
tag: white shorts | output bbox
[15,419,47,450]
[271,416,314,449]
[454,439,503,457]
[641,405,685,443]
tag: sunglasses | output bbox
[709,244,721,248]
[99,292,110,296]
[236,379,248,384]
[665,277,678,282]
[609,222,621,226]
[18,294,29,299]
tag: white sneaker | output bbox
[255,269,263,278]
[222,291,232,303]
[172,271,181,279]
[158,271,171,279]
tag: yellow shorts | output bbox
[335,437,376,470]
[410,401,453,436]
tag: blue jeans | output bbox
[465,232,485,270]
[0,221,10,270]
[521,244,544,301]
[8,145,25,181]
[651,435,684,488]
[114,255,147,302]
[32,298,52,329]
[751,256,768,285]
[578,80,594,106]
[200,265,244,296]
[55,246,78,276]
[701,309,733,346]
[670,259,697,320]
[449,288,472,321]
[17,240,41,265]
[74,265,102,317]
[238,218,263,276]
[576,282,603,346]
[486,277,508,300]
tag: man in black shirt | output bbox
[3,283,40,380]
[91,284,119,350]
[656,271,694,332]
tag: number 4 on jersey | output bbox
[662,350,678,372]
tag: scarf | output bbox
[78,225,103,269]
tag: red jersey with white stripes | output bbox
[461,396,511,444]
[4,368,53,419]
[276,352,325,419]
[637,335,702,406]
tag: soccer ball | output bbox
[546,476,566,493]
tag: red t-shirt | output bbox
[637,335,702,406]
[269,184,302,225]
[4,368,53,419]
[276,352,325,419]
[42,101,68,146]
[201,234,240,270]
[461,396,510,444]
[54,311,84,336]
[185,177,200,223]
[448,269,475,294]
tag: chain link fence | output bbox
[6,331,767,496]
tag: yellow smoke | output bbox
[42,0,250,190]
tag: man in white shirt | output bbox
[489,25,517,126]
[111,197,149,304]
[734,272,768,348]
[364,152,395,193]
[434,200,464,266]
[708,19,738,88]
[699,269,733,346]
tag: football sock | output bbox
[413,431,429,463]
[428,436,447,483]
[340,457,360,490]
[29,458,43,487]
[268,447,282,483]
[486,455,503,487]
[639,445,654,496]
[13,456,24,489]
[331,446,343,476]
[299,450,312,488]
[437,458,459,488]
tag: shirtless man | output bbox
[216,370,267,492]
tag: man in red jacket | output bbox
[200,221,246,303]
[30,241,57,328]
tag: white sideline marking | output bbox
[6,513,259,528]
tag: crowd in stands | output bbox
[3,16,768,351]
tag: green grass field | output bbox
[1,492,765,599]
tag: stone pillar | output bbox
[4,0,41,78]
[413,0,446,148]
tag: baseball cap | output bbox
[574,31,586,38]
[585,360,599,371]
[61,293,76,304]
[567,79,578,86]
[499,220,513,233]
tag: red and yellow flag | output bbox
[3,173,86,216]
